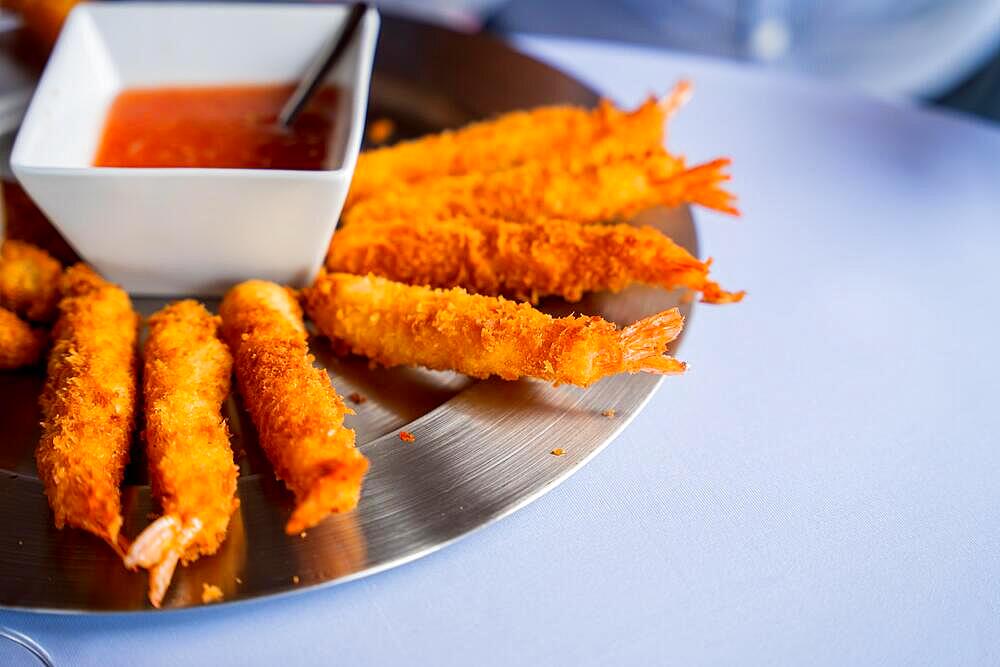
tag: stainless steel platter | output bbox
[0,15,697,612]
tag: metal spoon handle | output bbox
[278,2,368,129]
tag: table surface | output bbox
[2,35,1000,666]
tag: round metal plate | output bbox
[0,16,696,612]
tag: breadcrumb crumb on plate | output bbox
[601,409,616,418]
[366,118,395,144]
[551,448,566,456]
[399,430,416,443]
[201,583,224,604]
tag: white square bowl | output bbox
[11,2,379,296]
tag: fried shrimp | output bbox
[304,273,686,387]
[124,300,238,608]
[346,84,689,207]
[0,306,46,369]
[36,264,139,552]
[326,216,743,304]
[0,239,62,322]
[342,152,737,227]
[219,280,368,535]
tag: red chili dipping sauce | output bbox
[93,84,338,170]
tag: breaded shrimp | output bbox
[326,216,744,304]
[0,239,62,322]
[219,280,368,535]
[36,264,139,553]
[124,300,238,608]
[346,84,689,207]
[304,273,686,387]
[0,306,46,369]
[342,152,737,227]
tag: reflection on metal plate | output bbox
[0,16,696,611]
[0,627,53,666]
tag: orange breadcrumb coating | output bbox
[304,273,686,387]
[346,88,681,207]
[0,306,46,369]
[326,215,743,304]
[36,264,139,553]
[123,300,238,608]
[343,152,737,227]
[219,280,368,535]
[0,239,62,322]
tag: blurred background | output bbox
[395,0,1000,123]
[2,0,1000,123]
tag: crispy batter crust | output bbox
[219,280,367,535]
[347,93,671,207]
[0,306,46,369]
[343,151,736,227]
[0,239,62,322]
[36,264,138,551]
[327,215,743,304]
[304,273,686,387]
[128,300,237,607]
[144,301,238,557]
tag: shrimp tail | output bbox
[659,79,692,119]
[111,530,130,559]
[619,308,687,375]
[700,278,746,304]
[125,515,203,608]
[124,515,181,570]
[147,551,182,609]
[660,158,739,216]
